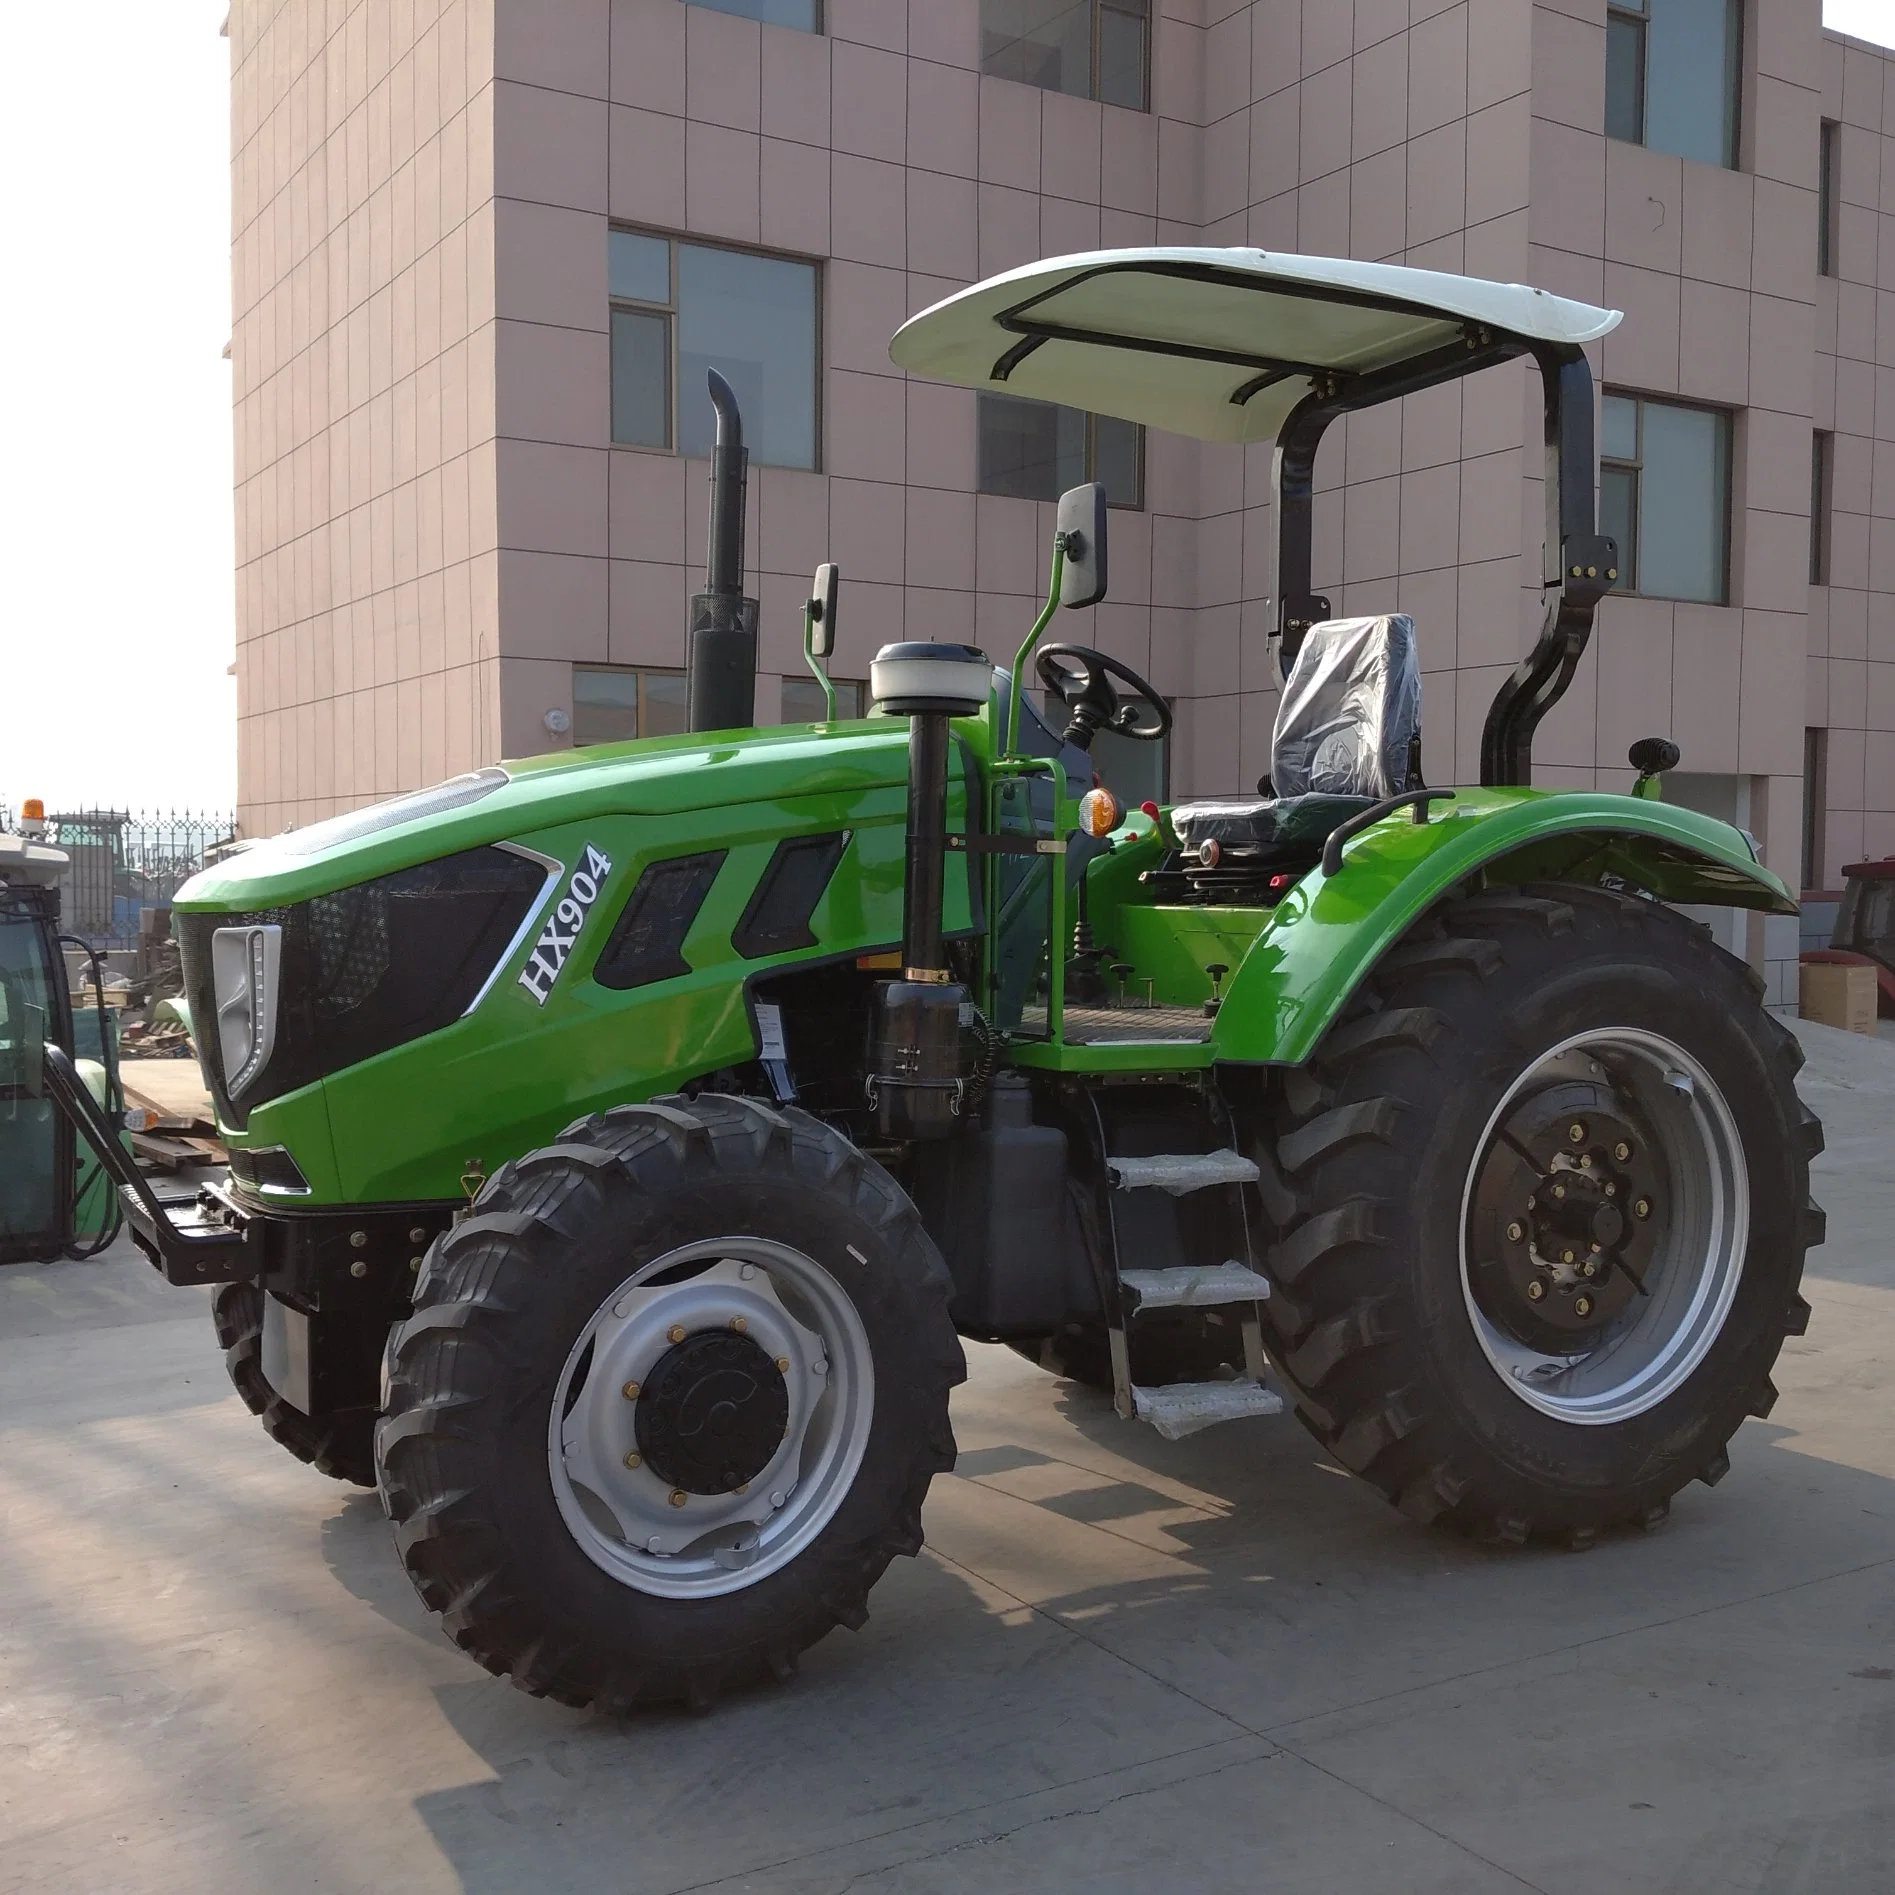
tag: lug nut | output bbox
[622,1380,640,1400]
[1561,1249,1575,1265]
[1527,1279,1546,1301]
[1604,1182,1618,1197]
[669,1490,688,1508]
[667,1324,687,1344]
[1574,1295,1594,1318]
[775,1356,790,1372]
[1568,1122,1586,1144]
[1634,1198,1651,1220]
[1613,1141,1632,1162]
[623,1450,641,1470]
[1581,1260,1597,1279]
[1579,1154,1593,1169]
[1552,1184,1566,1200]
[349,1259,367,1278]
[409,1255,422,1272]
[730,1316,748,1334]
[1526,1194,1537,1210]
[1506,1221,1524,1243]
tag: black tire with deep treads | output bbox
[376,1094,965,1712]
[211,1280,379,1487]
[1249,883,1822,1547]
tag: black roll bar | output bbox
[1271,338,1616,790]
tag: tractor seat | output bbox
[1170,615,1421,890]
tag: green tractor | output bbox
[43,250,1820,1712]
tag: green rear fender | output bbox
[1209,789,1795,1067]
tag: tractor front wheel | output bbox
[377,1095,964,1711]
[211,1281,378,1487]
[1255,884,1821,1546]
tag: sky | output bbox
[0,2,1890,820]
[0,0,234,816]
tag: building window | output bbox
[1811,430,1834,587]
[1605,0,1740,169]
[781,675,864,723]
[1818,119,1840,277]
[977,393,1143,509]
[688,0,820,29]
[572,665,689,746]
[980,0,1149,111]
[1803,728,1827,892]
[609,230,819,470]
[1599,392,1730,604]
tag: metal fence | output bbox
[0,807,239,947]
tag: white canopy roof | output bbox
[889,248,1620,445]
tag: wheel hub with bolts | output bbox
[633,1329,790,1495]
[548,1244,871,1598]
[1460,1030,1749,1425]
[1470,1080,1663,1347]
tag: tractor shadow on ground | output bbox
[316,1487,453,1649]
[309,1328,1895,1895]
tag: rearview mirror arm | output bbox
[802,599,837,722]
[1003,540,1067,760]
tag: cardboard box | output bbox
[1800,961,1878,1036]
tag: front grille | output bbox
[226,1145,310,1193]
[177,845,547,1129]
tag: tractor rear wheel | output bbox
[211,1281,378,1487]
[1254,884,1821,1546]
[377,1095,963,1712]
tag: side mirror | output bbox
[807,563,839,658]
[1056,483,1108,610]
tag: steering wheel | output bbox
[1034,644,1173,752]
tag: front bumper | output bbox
[45,1040,455,1289]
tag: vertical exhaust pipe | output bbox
[864,641,993,1140]
[687,369,759,733]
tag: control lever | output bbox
[1203,962,1229,1019]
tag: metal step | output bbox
[1107,1151,1259,1194]
[1131,1378,1285,1440]
[1119,1262,1273,1309]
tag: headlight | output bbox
[211,924,281,1100]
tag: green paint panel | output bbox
[207,744,977,1205]
[181,699,1789,1208]
[1208,788,1793,1066]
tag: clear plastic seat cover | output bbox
[1171,616,1421,848]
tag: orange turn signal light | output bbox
[1078,787,1121,837]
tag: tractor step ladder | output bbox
[1101,1147,1283,1440]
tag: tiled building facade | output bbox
[229,0,1895,1001]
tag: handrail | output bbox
[1320,790,1457,878]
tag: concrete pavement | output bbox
[1,1021,1891,1893]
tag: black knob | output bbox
[1628,737,1680,776]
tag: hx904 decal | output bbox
[517,844,613,1004]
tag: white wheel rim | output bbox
[547,1238,875,1599]
[1459,1028,1748,1425]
